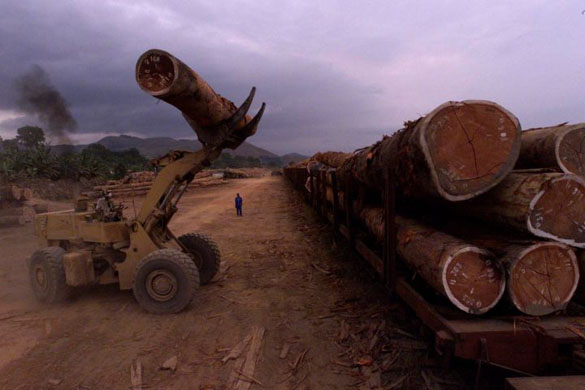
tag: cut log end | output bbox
[528,175,585,247]
[136,49,177,95]
[442,248,506,314]
[557,125,585,177]
[421,101,520,201]
[508,243,579,316]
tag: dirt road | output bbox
[0,176,459,389]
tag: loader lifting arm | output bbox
[112,50,265,290]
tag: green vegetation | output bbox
[210,153,282,169]
[0,126,150,181]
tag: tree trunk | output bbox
[336,101,521,201]
[459,172,585,248]
[516,123,585,177]
[359,207,505,314]
[136,49,258,149]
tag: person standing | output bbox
[235,193,243,216]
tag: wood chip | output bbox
[48,378,62,385]
[233,326,265,390]
[354,356,373,366]
[289,348,309,371]
[222,335,252,363]
[234,369,264,386]
[280,343,291,359]
[130,360,142,390]
[338,320,350,342]
[161,356,178,372]
[311,263,331,275]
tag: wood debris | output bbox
[130,360,143,390]
[160,355,178,372]
[222,335,252,363]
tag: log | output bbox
[460,172,585,248]
[0,215,25,227]
[10,185,22,201]
[360,207,505,314]
[136,49,259,149]
[451,231,579,315]
[21,206,36,223]
[22,187,33,201]
[336,101,521,201]
[498,242,578,316]
[313,151,352,169]
[516,123,585,177]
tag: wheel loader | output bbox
[28,49,265,314]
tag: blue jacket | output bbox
[235,196,243,208]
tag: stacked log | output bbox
[335,101,521,201]
[458,172,585,248]
[87,174,229,199]
[360,208,506,314]
[284,102,585,316]
[516,123,585,177]
[0,185,46,228]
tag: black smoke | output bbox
[14,65,77,144]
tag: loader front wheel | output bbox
[178,233,221,285]
[29,247,72,303]
[132,249,200,314]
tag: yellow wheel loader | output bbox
[29,49,265,314]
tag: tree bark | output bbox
[459,172,585,248]
[136,49,258,149]
[336,100,521,201]
[516,123,585,177]
[359,207,505,314]
[313,151,352,169]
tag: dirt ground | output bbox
[0,176,465,390]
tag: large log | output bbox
[516,123,585,177]
[136,49,259,149]
[359,207,505,314]
[453,232,579,316]
[336,101,521,201]
[460,172,585,248]
[499,242,578,316]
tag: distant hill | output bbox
[52,134,307,166]
[281,153,309,166]
[53,135,277,159]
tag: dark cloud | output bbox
[0,1,584,154]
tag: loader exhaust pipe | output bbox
[136,49,264,149]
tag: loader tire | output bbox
[178,233,221,285]
[29,247,72,303]
[132,249,200,314]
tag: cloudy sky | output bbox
[0,1,584,155]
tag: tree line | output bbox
[0,126,150,181]
[0,126,283,182]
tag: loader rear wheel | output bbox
[29,247,72,303]
[132,249,200,314]
[178,233,221,285]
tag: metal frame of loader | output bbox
[284,165,585,377]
